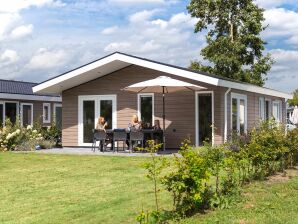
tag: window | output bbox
[43,103,51,123]
[54,104,62,130]
[5,102,18,124]
[138,93,154,128]
[231,93,247,134]
[259,97,265,120]
[272,100,282,123]
[21,103,33,127]
[0,103,3,127]
[265,99,271,120]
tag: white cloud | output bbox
[10,24,33,39]
[104,42,132,52]
[265,49,298,92]
[255,0,298,9]
[26,48,69,69]
[129,9,159,23]
[0,49,19,64]
[101,26,119,35]
[108,0,177,5]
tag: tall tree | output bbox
[289,89,298,106]
[188,0,273,86]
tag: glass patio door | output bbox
[79,95,116,145]
[196,92,213,146]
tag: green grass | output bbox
[179,169,298,224]
[1,153,298,224]
[0,153,171,224]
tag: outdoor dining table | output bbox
[102,128,164,151]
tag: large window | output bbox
[21,103,33,127]
[5,102,17,124]
[54,104,62,130]
[83,100,95,143]
[138,93,154,127]
[272,100,282,123]
[196,92,213,146]
[231,93,247,135]
[43,103,51,123]
[259,97,265,120]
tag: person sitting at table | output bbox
[96,116,108,131]
[126,115,142,149]
[128,114,142,131]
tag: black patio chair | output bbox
[129,130,144,152]
[92,129,107,152]
[113,129,127,152]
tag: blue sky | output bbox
[0,0,298,93]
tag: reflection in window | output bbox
[198,93,212,145]
[22,104,33,127]
[240,99,245,134]
[43,103,51,123]
[140,95,153,127]
[232,98,238,131]
[83,101,95,143]
[5,103,17,124]
[231,94,247,135]
[100,100,113,129]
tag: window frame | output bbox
[137,93,154,126]
[259,97,265,120]
[43,103,51,123]
[272,100,282,123]
[231,93,248,134]
[53,103,62,123]
[20,103,33,127]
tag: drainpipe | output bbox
[224,88,231,143]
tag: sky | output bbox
[0,0,298,94]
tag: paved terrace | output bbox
[18,148,178,157]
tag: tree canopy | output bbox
[289,89,298,106]
[188,0,273,86]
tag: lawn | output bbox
[1,153,298,224]
[0,153,171,224]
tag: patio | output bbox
[25,147,178,157]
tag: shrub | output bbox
[162,140,211,215]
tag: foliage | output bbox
[288,89,298,106]
[0,119,59,151]
[136,140,168,224]
[188,0,273,86]
[162,140,211,215]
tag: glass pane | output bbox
[198,94,212,145]
[22,105,32,127]
[83,101,95,143]
[0,104,3,127]
[44,105,49,121]
[239,99,245,134]
[55,106,62,130]
[5,103,17,124]
[140,96,153,127]
[272,102,279,122]
[265,101,270,120]
[232,98,238,132]
[100,100,113,129]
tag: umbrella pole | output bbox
[163,86,166,151]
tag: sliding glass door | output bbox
[5,102,18,124]
[79,95,116,145]
[21,103,33,127]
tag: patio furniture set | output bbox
[91,128,163,152]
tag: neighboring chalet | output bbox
[33,52,292,149]
[0,79,62,128]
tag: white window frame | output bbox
[195,91,214,146]
[20,103,33,126]
[78,95,117,146]
[137,93,154,126]
[43,103,51,123]
[259,97,265,120]
[231,93,248,134]
[53,103,62,124]
[272,100,282,123]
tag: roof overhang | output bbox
[0,93,61,102]
[33,52,293,99]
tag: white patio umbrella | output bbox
[290,106,298,125]
[122,76,206,150]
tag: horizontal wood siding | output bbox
[62,65,227,148]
